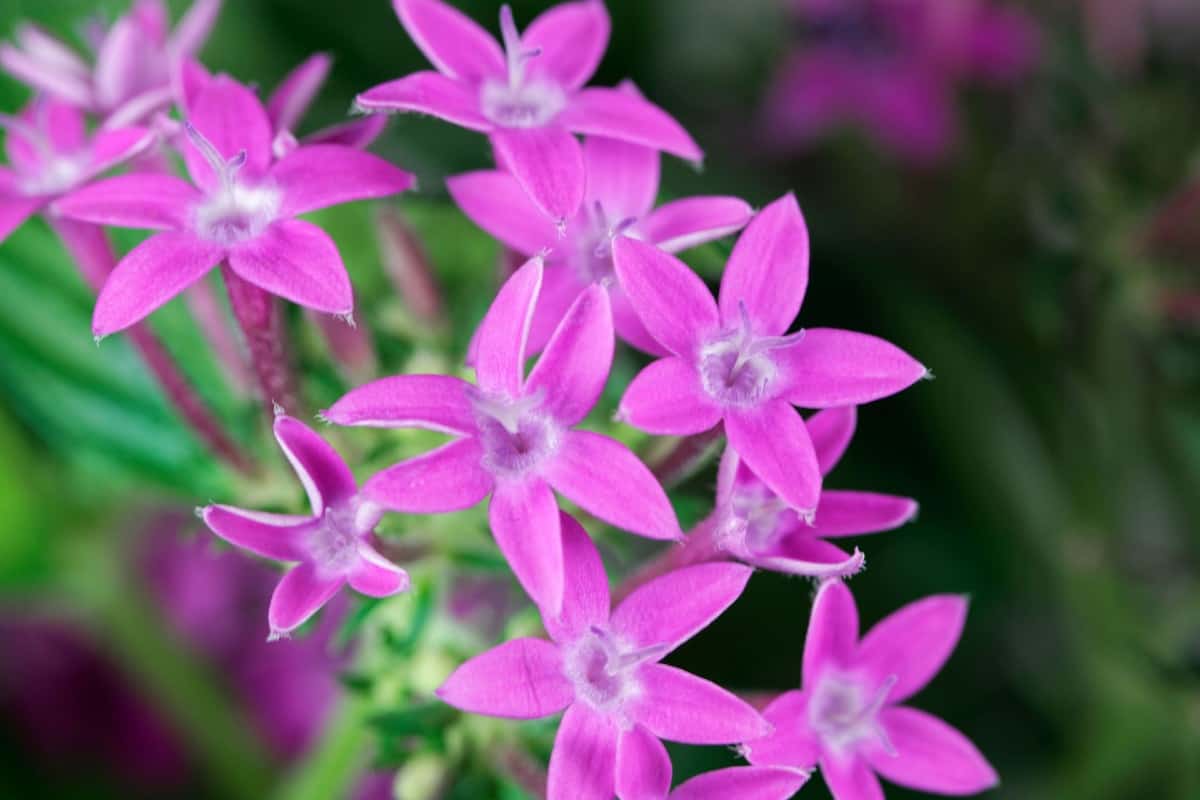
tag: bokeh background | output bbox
[1,0,1199,798]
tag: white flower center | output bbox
[185,122,280,245]
[719,482,792,557]
[306,502,373,578]
[808,670,897,758]
[568,202,638,284]
[562,626,668,724]
[470,388,562,478]
[698,303,803,407]
[479,5,565,129]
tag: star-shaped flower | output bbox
[200,415,409,640]
[614,192,928,515]
[357,0,700,223]
[743,580,998,799]
[324,257,680,613]
[437,514,769,800]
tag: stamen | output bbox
[184,122,246,189]
[864,674,899,756]
[499,4,542,89]
[469,386,545,435]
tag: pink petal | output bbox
[548,704,618,800]
[670,767,810,800]
[616,357,720,436]
[93,18,146,110]
[808,491,918,538]
[201,505,312,561]
[806,406,857,476]
[820,756,884,800]
[273,415,357,514]
[436,637,572,719]
[611,562,751,655]
[633,664,771,744]
[348,545,410,597]
[132,0,170,42]
[93,231,224,337]
[267,53,332,133]
[524,264,586,357]
[100,87,174,129]
[170,0,222,59]
[354,71,492,132]
[0,196,42,243]
[867,707,998,795]
[523,0,610,92]
[744,690,821,769]
[267,562,344,638]
[226,219,352,314]
[725,400,821,513]
[611,236,718,358]
[610,286,670,357]
[324,374,476,435]
[544,430,681,541]
[582,135,659,221]
[86,126,156,178]
[446,169,558,254]
[802,580,859,686]
[0,43,94,109]
[777,329,927,408]
[718,194,807,337]
[526,285,612,425]
[561,87,702,162]
[543,511,610,644]
[490,125,585,225]
[364,438,492,512]
[273,144,414,217]
[302,115,388,149]
[473,256,542,397]
[391,0,505,83]
[639,196,754,254]
[184,76,274,192]
[749,537,865,579]
[53,174,198,230]
[489,477,564,613]
[615,724,671,800]
[856,594,968,704]
[13,25,88,78]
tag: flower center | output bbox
[186,123,280,245]
[562,626,668,721]
[306,500,376,578]
[0,110,87,196]
[569,202,638,285]
[719,482,792,557]
[698,303,803,407]
[471,388,562,478]
[808,670,897,758]
[480,5,565,128]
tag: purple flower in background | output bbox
[325,257,681,613]
[449,130,752,355]
[357,0,701,223]
[0,0,222,126]
[201,415,410,640]
[53,75,413,338]
[614,193,927,515]
[437,514,769,800]
[712,406,918,577]
[669,766,809,800]
[743,580,998,798]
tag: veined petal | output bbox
[611,562,751,656]
[391,0,505,83]
[526,284,612,426]
[582,135,659,221]
[640,196,754,254]
[808,491,918,538]
[548,704,618,800]
[561,87,701,162]
[93,231,224,337]
[807,406,857,476]
[490,125,585,225]
[777,329,927,408]
[364,438,492,513]
[354,71,492,132]
[725,400,821,513]
[615,724,671,800]
[348,544,410,598]
[302,115,388,149]
[185,76,274,191]
[273,415,357,514]
[802,580,859,686]
[489,477,564,614]
[544,430,681,541]
[523,0,610,91]
[273,145,414,217]
[473,256,542,398]
[267,562,344,639]
[868,707,998,795]
[856,594,968,704]
[436,637,572,719]
[227,219,353,314]
[821,756,884,800]
[718,193,808,337]
[616,357,720,436]
[670,767,809,800]
[0,196,42,243]
[267,53,332,133]
[201,505,312,561]
[611,236,718,358]
[324,374,476,435]
[633,664,770,745]
[743,690,822,769]
[446,169,558,254]
[54,174,198,230]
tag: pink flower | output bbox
[53,75,414,339]
[357,0,700,223]
[0,0,222,126]
[449,129,753,355]
[437,515,770,800]
[614,193,927,515]
[713,406,918,578]
[324,257,681,614]
[669,766,809,800]
[743,580,998,798]
[200,415,410,640]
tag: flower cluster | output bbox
[1,1,998,797]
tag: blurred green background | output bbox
[1,1,1198,798]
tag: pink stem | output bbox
[307,308,377,383]
[185,278,253,394]
[612,515,726,605]
[649,424,725,490]
[373,206,445,326]
[221,266,300,415]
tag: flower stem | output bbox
[222,265,300,415]
[612,515,725,605]
[274,696,373,800]
[186,277,254,394]
[647,425,725,490]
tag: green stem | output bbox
[275,696,373,800]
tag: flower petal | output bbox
[717,193,807,337]
[548,704,618,800]
[391,0,505,83]
[615,724,671,800]
[490,125,585,224]
[670,767,809,800]
[273,144,414,217]
[473,256,542,397]
[820,756,884,800]
[0,196,42,243]
[93,231,224,337]
[267,562,344,639]
[93,18,146,110]
[749,537,865,579]
[867,707,998,795]
[324,374,476,435]
[226,219,352,314]
[725,400,821,513]
[611,562,751,655]
[201,505,312,561]
[634,664,770,744]
[489,477,564,614]
[523,0,610,91]
[610,285,669,356]
[524,264,585,357]
[526,284,612,426]
[808,491,918,538]
[639,196,754,254]
[802,580,859,686]
[85,126,157,177]
[743,690,822,769]
[348,544,411,598]
[806,406,856,476]
[544,430,681,541]
[184,76,273,192]
[777,329,927,408]
[365,438,492,513]
[447,169,558,255]
[170,0,222,59]
[267,53,332,133]
[611,236,718,358]
[543,511,610,644]
[273,415,357,514]
[616,356,720,435]
[561,87,701,162]
[856,594,968,704]
[303,115,388,149]
[582,135,659,221]
[354,71,492,132]
[436,637,572,719]
[54,174,198,230]
[0,43,94,109]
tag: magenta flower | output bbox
[437,514,769,800]
[669,766,809,800]
[0,0,221,126]
[53,74,414,338]
[614,193,927,514]
[712,406,918,578]
[449,130,752,355]
[357,0,701,223]
[200,415,410,640]
[743,580,998,799]
[325,257,681,613]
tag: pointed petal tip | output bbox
[266,628,290,643]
